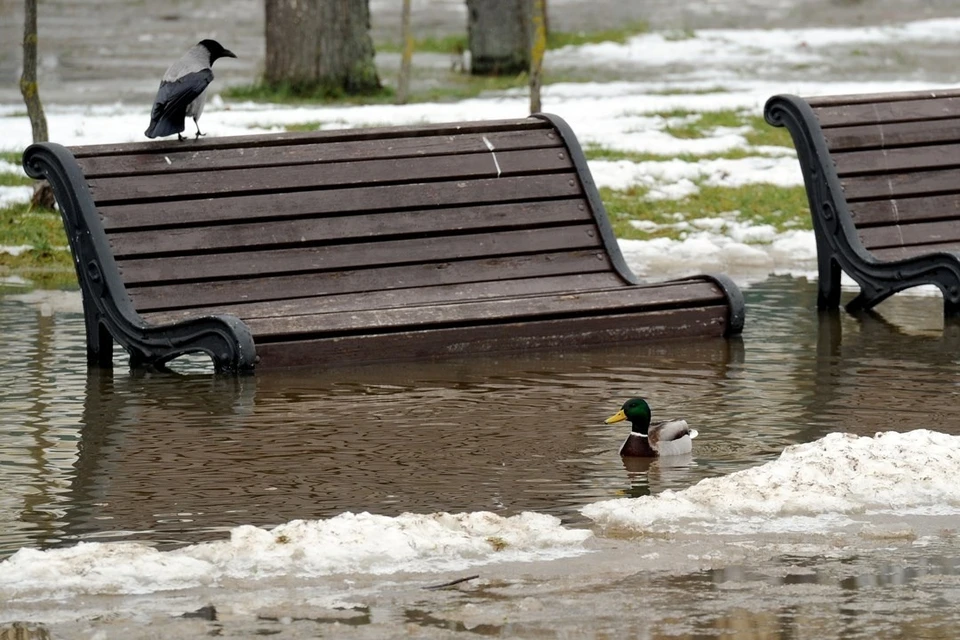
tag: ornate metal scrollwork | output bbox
[21,142,258,372]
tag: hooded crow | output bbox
[144,39,237,141]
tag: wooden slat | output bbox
[240,282,725,338]
[87,148,574,204]
[805,89,960,109]
[813,96,960,128]
[127,249,613,313]
[832,143,960,177]
[868,242,960,261]
[822,118,960,152]
[98,173,582,231]
[858,220,960,250]
[252,306,730,369]
[116,225,602,284]
[840,168,960,201]
[141,273,629,324]
[74,129,563,178]
[69,118,550,157]
[849,195,960,227]
[107,199,590,257]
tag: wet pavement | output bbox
[3,0,960,106]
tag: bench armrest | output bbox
[22,142,257,372]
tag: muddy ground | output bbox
[2,0,960,107]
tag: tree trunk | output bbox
[20,0,54,210]
[466,0,531,76]
[396,0,413,104]
[264,0,381,96]
[529,0,546,113]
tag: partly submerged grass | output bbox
[601,183,811,241]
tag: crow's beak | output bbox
[223,49,237,59]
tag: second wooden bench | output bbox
[765,88,960,315]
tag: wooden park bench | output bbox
[765,89,960,315]
[22,114,745,372]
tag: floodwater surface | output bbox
[2,275,960,638]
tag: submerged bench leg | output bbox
[817,253,842,309]
[85,316,114,368]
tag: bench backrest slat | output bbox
[97,174,581,230]
[142,272,628,325]
[86,148,573,204]
[74,129,561,178]
[127,249,613,313]
[116,224,601,284]
[107,199,590,257]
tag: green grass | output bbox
[581,110,796,162]
[583,144,760,163]
[744,115,795,148]
[0,173,31,187]
[661,110,747,139]
[378,34,467,54]
[378,21,650,53]
[0,151,24,165]
[546,21,650,48]
[601,183,811,241]
[0,203,72,273]
[224,81,396,104]
[226,70,537,105]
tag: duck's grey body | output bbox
[145,40,236,140]
[619,419,698,457]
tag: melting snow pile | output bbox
[0,511,590,599]
[583,430,960,534]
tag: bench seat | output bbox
[24,114,744,371]
[765,89,960,314]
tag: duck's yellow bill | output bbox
[604,410,627,424]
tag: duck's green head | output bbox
[604,397,651,434]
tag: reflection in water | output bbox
[0,623,51,640]
[61,336,743,551]
[2,275,960,559]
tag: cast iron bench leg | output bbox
[817,251,842,310]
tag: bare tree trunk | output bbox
[264,0,381,96]
[396,0,413,104]
[466,0,531,76]
[529,0,546,113]
[264,0,320,90]
[20,0,54,209]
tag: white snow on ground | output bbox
[0,187,34,210]
[4,16,959,282]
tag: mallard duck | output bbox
[604,397,698,457]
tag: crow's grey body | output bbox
[145,39,236,140]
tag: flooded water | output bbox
[3,275,960,637]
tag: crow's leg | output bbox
[194,117,205,139]
[177,133,186,141]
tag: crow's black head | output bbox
[198,39,237,63]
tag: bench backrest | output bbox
[804,89,960,261]
[65,116,632,329]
